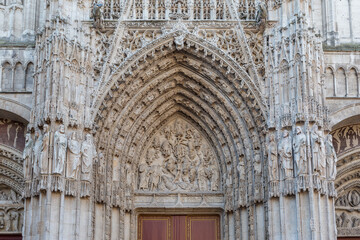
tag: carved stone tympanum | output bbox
[138,118,220,192]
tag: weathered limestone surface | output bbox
[0,0,358,239]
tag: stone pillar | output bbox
[264,1,337,239]
[23,4,95,238]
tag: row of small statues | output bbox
[268,124,337,181]
[23,124,96,181]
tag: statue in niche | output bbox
[53,125,67,175]
[4,212,10,231]
[224,165,233,211]
[326,134,338,180]
[311,125,326,177]
[23,133,33,179]
[138,149,154,190]
[40,124,50,174]
[67,132,81,179]
[91,1,104,30]
[10,211,18,231]
[255,0,267,24]
[254,152,262,176]
[125,159,134,194]
[33,131,42,178]
[237,156,246,181]
[268,134,278,180]
[279,130,293,179]
[293,126,307,176]
[98,152,106,176]
[81,134,95,181]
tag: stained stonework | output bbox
[0,0,359,239]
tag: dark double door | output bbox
[138,215,220,240]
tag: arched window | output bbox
[336,68,346,97]
[13,62,24,91]
[348,68,358,97]
[2,62,13,91]
[25,62,34,91]
[325,67,335,97]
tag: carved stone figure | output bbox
[255,0,267,24]
[91,1,104,29]
[10,211,18,231]
[236,154,245,180]
[209,161,219,191]
[268,134,278,180]
[137,119,219,192]
[81,134,95,181]
[67,132,81,179]
[293,126,307,176]
[40,124,50,174]
[311,125,326,177]
[23,133,33,179]
[4,212,10,231]
[53,125,67,175]
[33,131,42,178]
[326,134,338,180]
[279,130,293,179]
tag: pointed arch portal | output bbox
[91,33,268,239]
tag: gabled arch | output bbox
[92,30,268,124]
[92,48,267,209]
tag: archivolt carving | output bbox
[137,118,220,192]
[92,28,268,123]
[92,49,266,210]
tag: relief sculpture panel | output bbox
[138,118,220,192]
[331,124,360,156]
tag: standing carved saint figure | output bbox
[67,132,81,179]
[311,124,326,177]
[23,133,33,179]
[91,1,104,29]
[268,134,278,180]
[33,131,42,178]
[255,0,267,23]
[293,126,307,176]
[81,134,96,181]
[40,124,50,174]
[53,125,67,175]
[279,130,293,179]
[326,134,338,180]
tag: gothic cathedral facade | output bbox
[0,0,359,239]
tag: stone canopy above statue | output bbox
[137,118,220,193]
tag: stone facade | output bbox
[0,0,358,239]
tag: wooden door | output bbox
[138,215,220,240]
